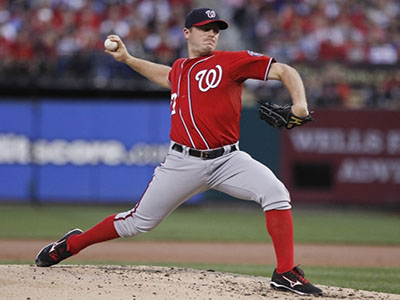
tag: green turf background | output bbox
[1,204,399,245]
[1,203,399,294]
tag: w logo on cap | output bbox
[205,10,216,18]
[184,8,228,30]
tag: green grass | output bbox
[292,208,400,245]
[0,203,399,245]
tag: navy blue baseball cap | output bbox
[185,8,228,30]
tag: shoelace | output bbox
[49,251,61,261]
[291,267,310,284]
[48,244,66,261]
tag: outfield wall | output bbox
[0,99,278,204]
[282,109,400,205]
[0,99,172,203]
[1,99,398,206]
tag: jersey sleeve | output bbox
[228,51,276,82]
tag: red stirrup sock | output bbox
[265,209,295,274]
[67,214,120,255]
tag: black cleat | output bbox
[270,266,323,296]
[35,228,83,267]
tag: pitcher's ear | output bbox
[183,27,191,39]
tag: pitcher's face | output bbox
[184,23,220,58]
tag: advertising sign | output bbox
[282,109,400,204]
[0,99,204,203]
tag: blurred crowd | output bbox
[230,0,400,109]
[0,0,192,89]
[0,0,399,108]
[232,0,399,65]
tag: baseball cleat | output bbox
[270,266,323,296]
[35,228,83,267]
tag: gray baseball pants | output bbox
[114,142,291,237]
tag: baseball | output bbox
[104,38,118,51]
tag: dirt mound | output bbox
[1,265,398,300]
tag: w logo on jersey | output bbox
[195,65,223,92]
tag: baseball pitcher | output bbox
[35,8,322,296]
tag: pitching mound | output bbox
[1,265,398,300]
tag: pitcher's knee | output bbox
[262,199,292,211]
[259,183,291,211]
[114,211,160,238]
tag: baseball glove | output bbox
[258,101,313,129]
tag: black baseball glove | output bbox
[258,101,314,129]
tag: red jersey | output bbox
[168,50,275,150]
